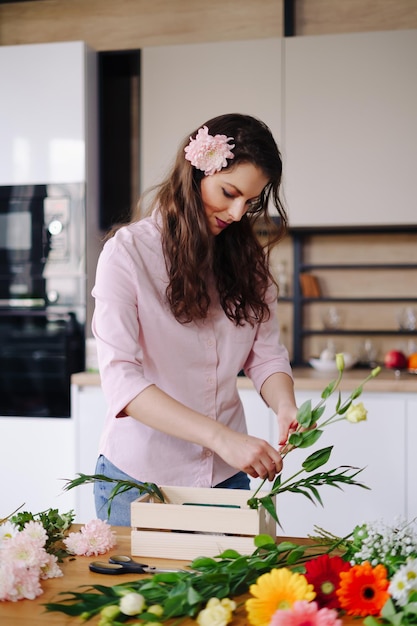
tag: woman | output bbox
[92,113,298,525]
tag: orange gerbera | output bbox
[336,561,389,617]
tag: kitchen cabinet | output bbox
[0,41,97,186]
[0,417,76,519]
[406,397,417,520]
[71,383,108,522]
[283,29,417,227]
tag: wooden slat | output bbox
[0,0,283,50]
[296,0,417,35]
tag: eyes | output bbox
[221,188,263,213]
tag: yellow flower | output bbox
[346,401,367,423]
[196,597,236,626]
[245,568,316,626]
[336,353,345,371]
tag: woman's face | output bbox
[200,162,269,236]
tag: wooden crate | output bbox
[131,485,276,561]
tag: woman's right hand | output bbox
[211,426,283,482]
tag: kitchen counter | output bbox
[72,367,417,393]
[0,525,363,626]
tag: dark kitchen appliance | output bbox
[0,183,86,417]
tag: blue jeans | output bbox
[94,455,250,527]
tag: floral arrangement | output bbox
[0,508,115,602]
[184,125,235,175]
[42,518,417,625]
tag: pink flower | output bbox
[269,600,342,626]
[40,553,63,580]
[63,519,116,556]
[21,520,48,548]
[184,126,235,175]
[63,531,90,556]
[0,559,43,601]
[2,531,48,570]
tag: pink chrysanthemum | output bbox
[270,600,342,626]
[184,125,235,175]
[63,519,116,556]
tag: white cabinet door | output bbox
[0,42,92,185]
[72,384,108,522]
[239,388,277,491]
[141,38,282,193]
[284,30,417,227]
[0,417,76,518]
[406,397,417,520]
[276,391,406,537]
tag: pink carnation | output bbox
[184,125,235,175]
[270,600,342,626]
[63,519,116,556]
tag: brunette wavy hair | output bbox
[136,113,288,325]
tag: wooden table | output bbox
[0,527,361,625]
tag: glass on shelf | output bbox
[322,306,343,330]
[397,307,417,331]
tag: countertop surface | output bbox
[0,526,364,626]
[72,367,417,393]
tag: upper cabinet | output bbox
[140,38,283,193]
[0,41,97,185]
[283,29,417,227]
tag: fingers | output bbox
[246,452,282,482]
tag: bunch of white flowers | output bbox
[348,517,417,573]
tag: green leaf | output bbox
[290,428,323,448]
[254,534,276,548]
[337,400,352,414]
[321,380,337,398]
[216,549,241,559]
[259,495,278,524]
[351,386,363,399]
[296,399,313,427]
[302,446,333,472]
[311,406,325,421]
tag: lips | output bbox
[215,217,229,229]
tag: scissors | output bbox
[89,555,187,575]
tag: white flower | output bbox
[119,591,145,616]
[0,521,18,544]
[389,558,417,606]
[197,597,236,626]
[346,402,367,423]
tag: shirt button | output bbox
[204,450,213,458]
[207,339,214,347]
[207,377,214,385]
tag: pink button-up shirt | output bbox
[92,211,293,487]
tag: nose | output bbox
[227,199,247,222]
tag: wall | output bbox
[1,0,417,50]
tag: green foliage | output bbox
[247,364,381,525]
[63,473,165,517]
[44,535,330,621]
[11,508,75,560]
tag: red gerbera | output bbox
[304,554,351,609]
[336,561,389,617]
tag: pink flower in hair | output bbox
[184,125,235,175]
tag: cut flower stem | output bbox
[247,360,381,525]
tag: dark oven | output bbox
[0,183,86,418]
